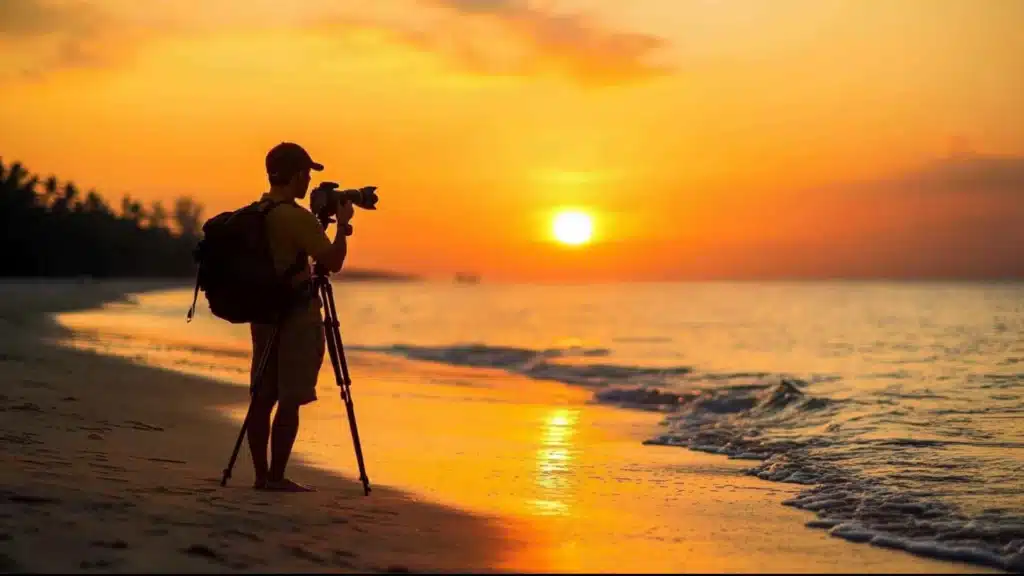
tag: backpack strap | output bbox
[185,240,204,322]
[258,198,287,214]
[185,273,201,323]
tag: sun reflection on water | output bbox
[531,408,579,517]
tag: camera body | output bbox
[309,182,379,220]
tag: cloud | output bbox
[884,154,1024,196]
[786,153,1024,278]
[0,0,672,86]
[0,0,107,38]
[412,0,673,85]
[0,0,105,77]
[0,0,171,81]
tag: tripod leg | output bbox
[318,281,372,495]
[221,399,253,487]
[221,323,279,487]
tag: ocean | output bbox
[54,280,1024,572]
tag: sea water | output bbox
[55,281,1024,572]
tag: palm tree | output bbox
[0,160,39,212]
[173,196,203,238]
[0,159,28,192]
[52,182,79,214]
[41,176,60,209]
[84,189,109,214]
[147,200,168,229]
[0,157,206,278]
[120,194,145,224]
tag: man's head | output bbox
[265,142,324,200]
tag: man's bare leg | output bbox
[265,402,313,491]
[247,395,275,488]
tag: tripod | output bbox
[220,261,372,496]
[312,260,372,496]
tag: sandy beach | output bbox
[0,281,1000,573]
[0,281,527,573]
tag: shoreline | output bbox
[0,281,1002,573]
[0,281,526,573]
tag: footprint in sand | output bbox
[283,544,327,565]
[334,549,356,557]
[142,457,186,465]
[90,539,128,550]
[181,544,225,563]
[79,559,117,569]
[0,433,42,446]
[221,529,261,543]
[5,493,59,505]
[88,462,126,472]
[123,420,165,432]
[19,457,71,469]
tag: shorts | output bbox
[250,303,325,407]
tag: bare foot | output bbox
[260,478,315,492]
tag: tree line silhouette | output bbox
[1,157,203,278]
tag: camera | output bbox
[310,182,379,220]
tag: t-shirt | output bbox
[259,192,332,310]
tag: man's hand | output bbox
[312,198,353,273]
[335,199,354,224]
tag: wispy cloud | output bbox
[407,0,673,85]
[0,0,672,86]
[0,0,107,77]
[883,154,1024,196]
[0,0,175,81]
[0,0,109,38]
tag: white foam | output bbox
[645,378,1024,572]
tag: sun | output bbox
[552,210,594,246]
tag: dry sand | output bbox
[0,280,525,573]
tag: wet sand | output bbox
[0,280,998,573]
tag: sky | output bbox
[1,0,1022,281]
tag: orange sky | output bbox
[2,0,1023,281]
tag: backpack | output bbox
[186,199,308,325]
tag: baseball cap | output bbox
[265,142,324,179]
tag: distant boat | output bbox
[454,273,480,284]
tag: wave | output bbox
[363,342,1024,573]
[354,343,695,391]
[645,381,1024,573]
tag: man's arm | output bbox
[291,208,350,274]
[318,221,348,273]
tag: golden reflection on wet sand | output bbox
[532,408,579,518]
